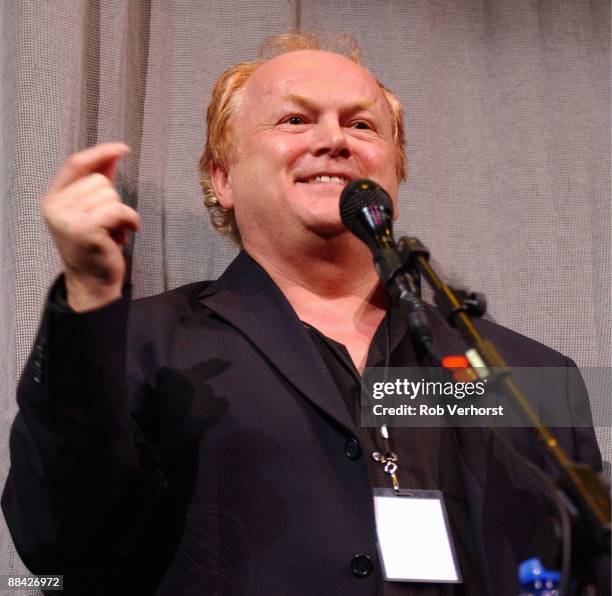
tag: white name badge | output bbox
[373,488,462,583]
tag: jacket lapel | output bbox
[197,251,357,435]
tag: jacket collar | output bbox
[197,251,358,435]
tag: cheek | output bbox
[362,144,399,214]
[260,134,310,171]
[360,145,398,188]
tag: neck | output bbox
[246,232,380,298]
[245,232,388,371]
[245,231,387,328]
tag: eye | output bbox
[284,115,307,125]
[351,120,372,130]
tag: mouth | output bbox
[296,174,351,186]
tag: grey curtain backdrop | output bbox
[0,0,609,587]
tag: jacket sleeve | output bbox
[1,277,166,587]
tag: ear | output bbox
[210,163,234,209]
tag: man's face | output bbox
[213,50,399,250]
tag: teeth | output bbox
[308,175,348,184]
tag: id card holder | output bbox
[373,488,462,583]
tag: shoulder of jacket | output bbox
[129,280,215,321]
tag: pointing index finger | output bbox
[49,143,130,193]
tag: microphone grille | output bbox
[340,179,393,231]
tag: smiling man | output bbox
[202,41,404,370]
[209,50,399,241]
[2,33,606,595]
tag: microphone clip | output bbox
[372,246,433,350]
[396,236,487,322]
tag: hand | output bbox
[42,143,140,312]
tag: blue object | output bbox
[518,557,561,595]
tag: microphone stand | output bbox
[396,235,611,592]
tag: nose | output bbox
[310,116,351,159]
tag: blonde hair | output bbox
[198,32,407,245]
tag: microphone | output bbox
[339,179,395,252]
[340,179,433,350]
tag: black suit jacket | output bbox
[2,251,604,595]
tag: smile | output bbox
[298,175,349,185]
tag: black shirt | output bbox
[304,310,473,595]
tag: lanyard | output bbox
[372,424,400,492]
[304,315,402,493]
[371,314,401,492]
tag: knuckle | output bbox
[89,172,109,186]
[63,218,85,237]
[119,203,134,217]
[97,186,119,202]
[80,229,107,253]
[108,201,125,214]
[85,231,106,248]
[95,201,124,222]
[124,206,139,224]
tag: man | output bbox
[1,33,605,595]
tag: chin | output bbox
[313,228,344,241]
[303,216,347,238]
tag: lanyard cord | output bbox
[376,313,400,491]
[303,316,401,492]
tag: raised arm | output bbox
[42,143,139,312]
[2,144,164,593]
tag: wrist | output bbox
[65,274,123,313]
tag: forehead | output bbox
[242,50,388,114]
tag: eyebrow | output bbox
[281,93,375,112]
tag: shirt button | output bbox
[351,554,373,577]
[345,438,361,460]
